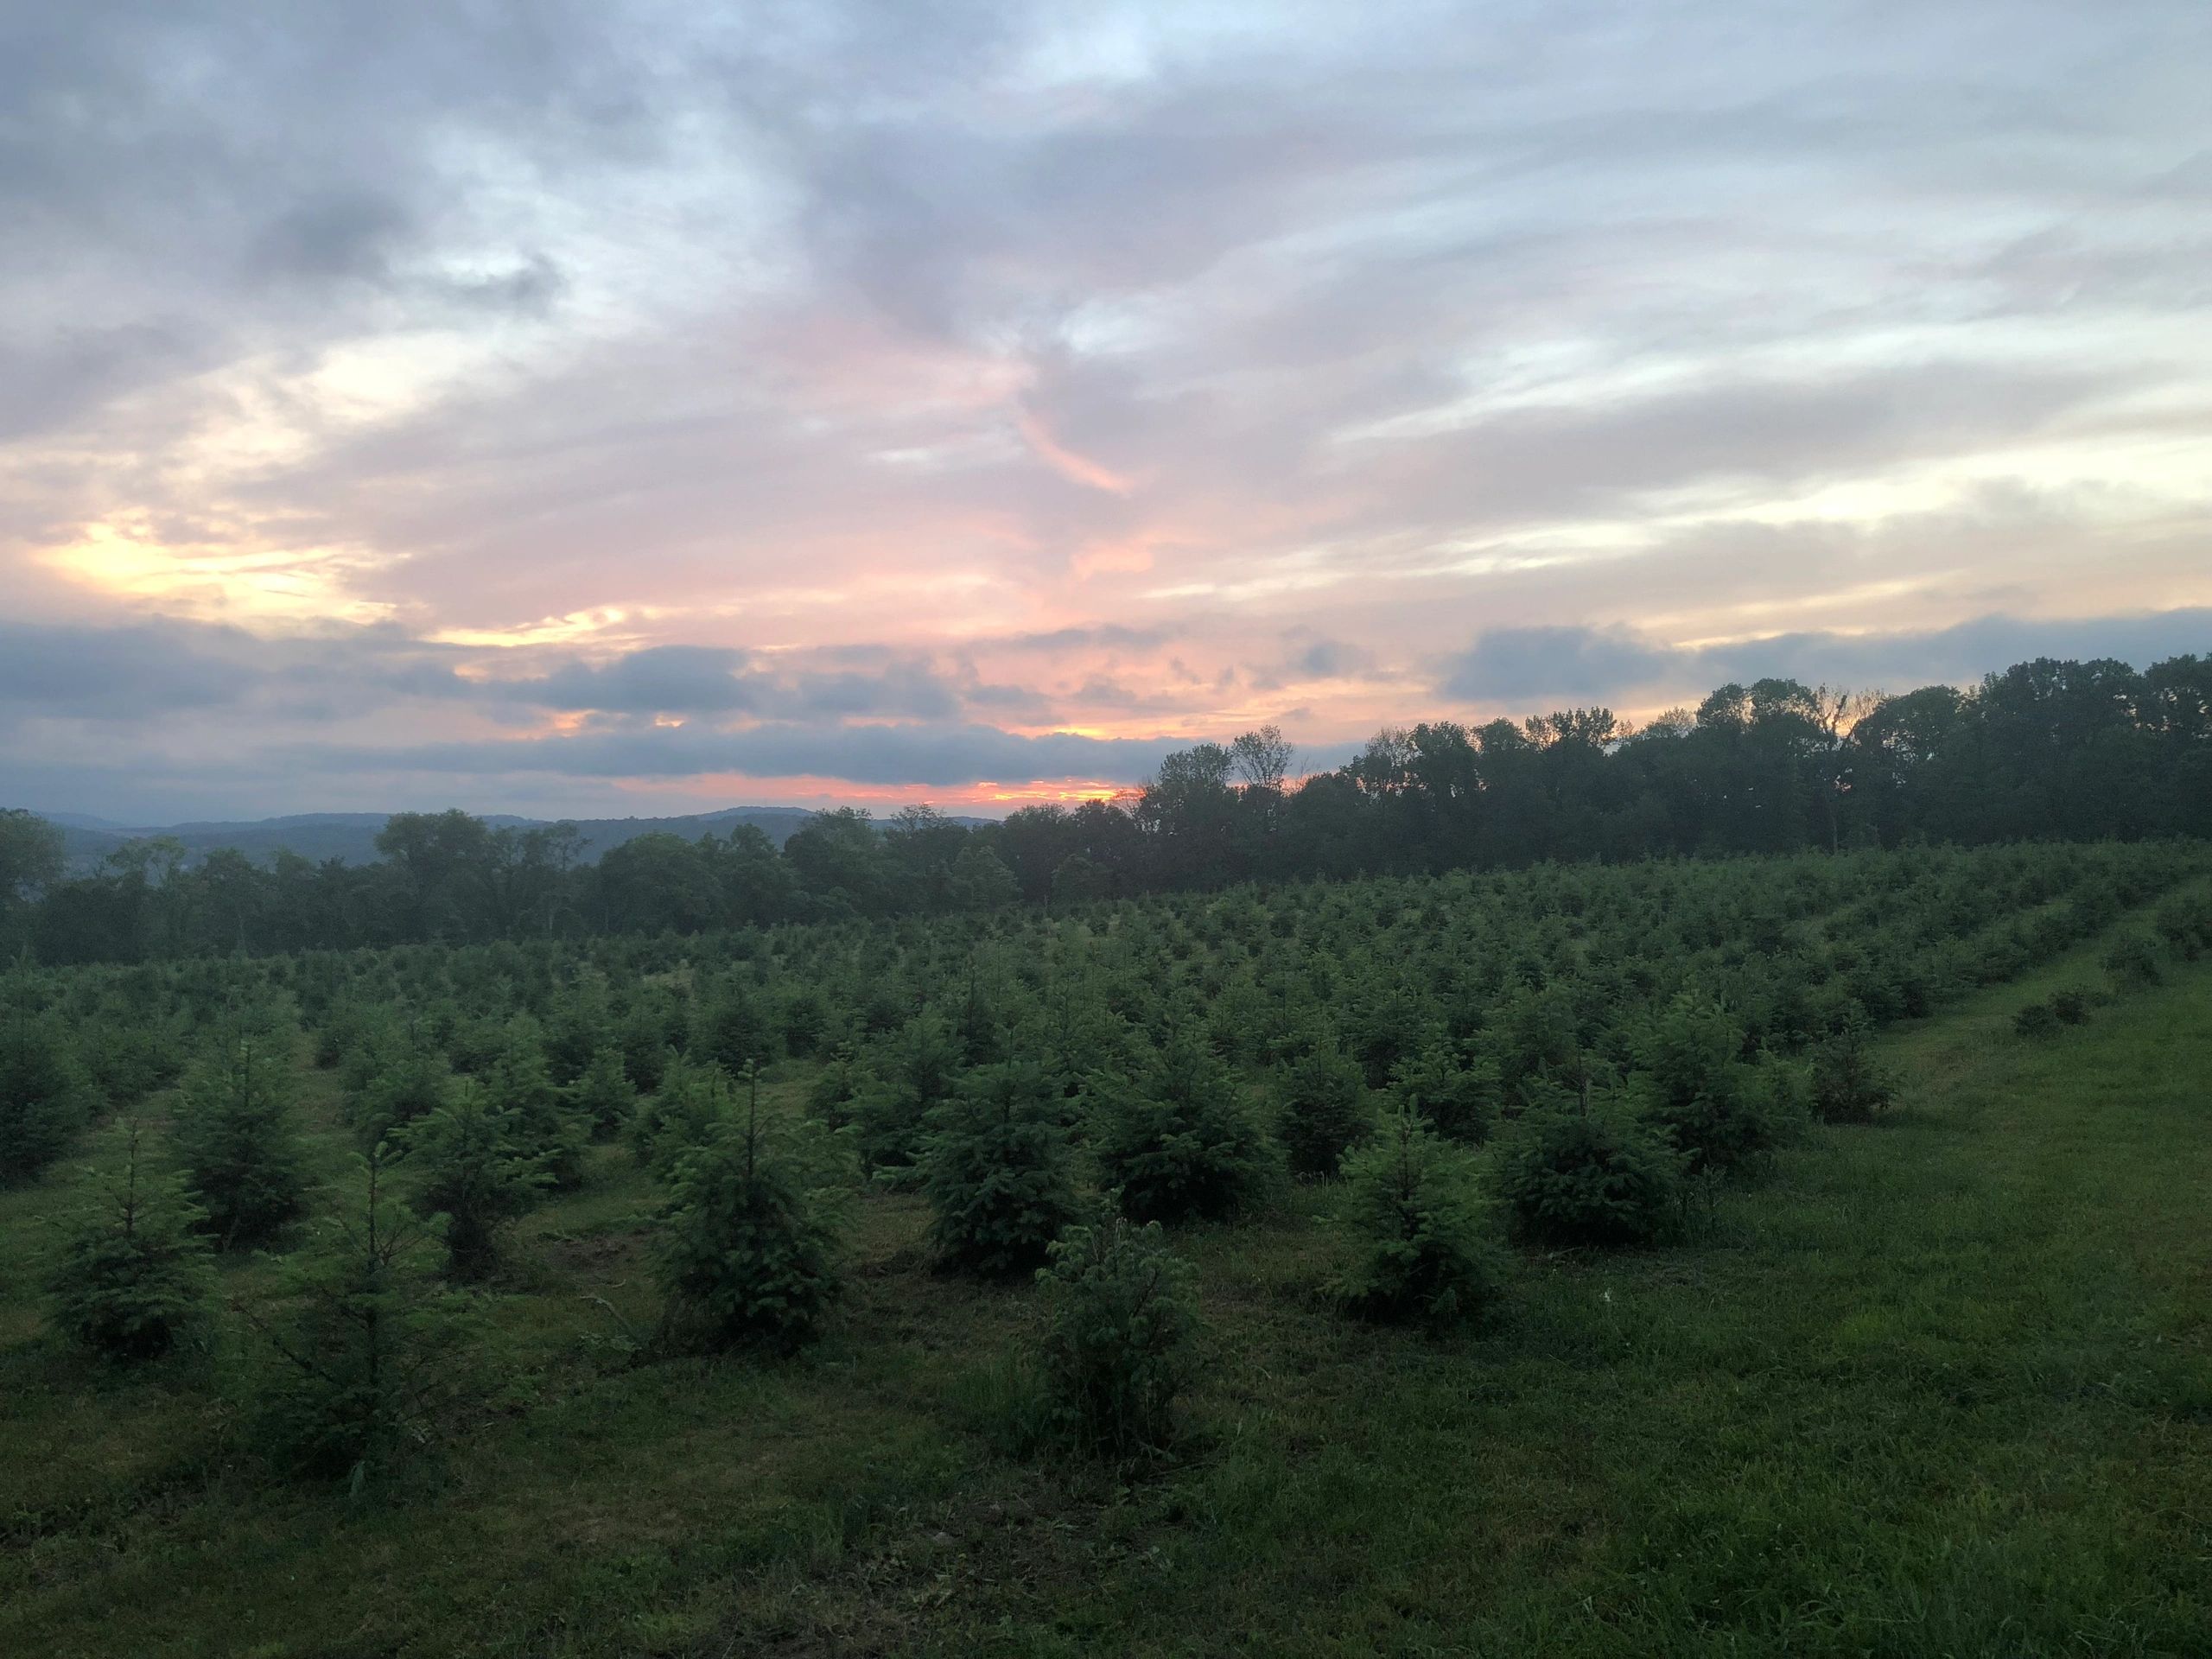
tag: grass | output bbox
[3,931,2209,1656]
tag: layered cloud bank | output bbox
[4,2,2209,820]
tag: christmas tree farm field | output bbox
[2,906,2209,1655]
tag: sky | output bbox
[3,0,2209,825]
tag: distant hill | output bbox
[46,806,996,874]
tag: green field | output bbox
[4,853,2210,1656]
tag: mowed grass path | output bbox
[3,941,2209,1656]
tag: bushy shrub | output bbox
[921,1063,1080,1276]
[249,1148,475,1485]
[1497,1105,1681,1248]
[651,1073,855,1351]
[2049,988,2090,1027]
[0,1014,93,1184]
[398,1085,551,1280]
[2012,1001,2060,1039]
[1036,1211,1200,1457]
[48,1120,214,1362]
[174,1029,309,1249]
[1268,1043,1371,1179]
[1330,1107,1503,1332]
[1089,1034,1275,1223]
[1809,1019,1896,1123]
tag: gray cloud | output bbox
[1438,608,2212,708]
[346,721,1186,788]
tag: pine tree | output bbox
[651,1064,854,1351]
[1036,1211,1200,1457]
[174,1025,309,1249]
[921,1063,1080,1276]
[1330,1107,1503,1331]
[48,1119,214,1362]
[249,1147,475,1485]
[0,1012,92,1184]
[398,1084,551,1279]
[1090,1033,1275,1223]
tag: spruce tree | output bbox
[1331,1106,1503,1331]
[1496,1098,1681,1248]
[651,1064,854,1351]
[249,1147,474,1485]
[1269,1041,1371,1179]
[481,1020,588,1189]
[174,1025,309,1249]
[921,1062,1080,1275]
[48,1119,214,1362]
[1388,1041,1502,1144]
[0,1012,92,1184]
[1809,1015,1897,1123]
[1628,994,1775,1176]
[1036,1211,1200,1457]
[398,1084,550,1279]
[1090,1033,1274,1223]
[567,1043,637,1140]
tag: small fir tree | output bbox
[567,1043,637,1140]
[628,1052,732,1176]
[481,1022,588,1189]
[1497,1098,1682,1248]
[48,1119,215,1362]
[249,1147,475,1486]
[1090,1033,1275,1223]
[398,1084,551,1280]
[1330,1106,1503,1332]
[921,1062,1080,1276]
[1388,1041,1502,1144]
[174,1026,309,1249]
[1809,1017,1897,1123]
[850,1014,958,1181]
[651,1064,855,1351]
[1628,994,1776,1176]
[1268,1041,1372,1179]
[1036,1210,1201,1457]
[0,1013,93,1184]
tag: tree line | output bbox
[3,651,2206,963]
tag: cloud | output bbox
[348,721,1190,788]
[0,617,253,716]
[1436,608,2212,708]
